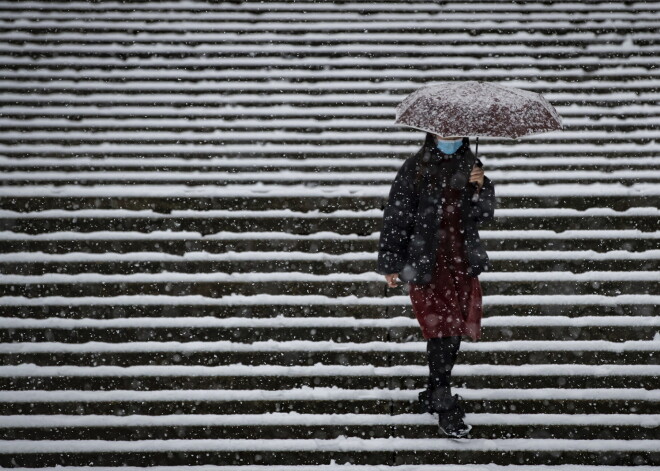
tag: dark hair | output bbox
[412,132,469,190]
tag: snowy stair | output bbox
[0,0,658,467]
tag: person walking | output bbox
[376,131,496,438]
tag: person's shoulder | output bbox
[401,155,417,171]
[394,153,419,176]
[404,145,427,170]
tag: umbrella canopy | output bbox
[394,80,563,140]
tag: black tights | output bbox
[427,335,462,394]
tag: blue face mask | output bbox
[436,138,463,155]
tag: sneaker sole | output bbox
[438,423,472,438]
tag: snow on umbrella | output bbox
[394,80,563,145]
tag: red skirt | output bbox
[408,184,483,341]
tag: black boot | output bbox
[418,335,461,414]
[436,393,471,438]
[419,381,454,413]
[417,336,471,438]
[419,385,471,437]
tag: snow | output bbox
[0,229,377,241]
[395,81,563,138]
[1,156,658,168]
[0,101,657,115]
[1,169,658,182]
[3,315,660,330]
[0,140,658,154]
[0,249,657,263]
[5,55,659,69]
[2,229,657,241]
[2,206,658,219]
[6,18,660,32]
[0,293,656,306]
[3,363,659,378]
[0,467,648,471]
[2,387,657,404]
[0,270,656,284]
[0,437,658,453]
[2,77,657,94]
[4,2,659,12]
[0,182,656,197]
[1,0,658,464]
[1,412,657,428]
[3,169,660,181]
[3,41,659,55]
[2,339,658,354]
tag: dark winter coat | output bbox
[376,135,497,285]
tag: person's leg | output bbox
[427,335,462,411]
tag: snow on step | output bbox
[1,413,657,428]
[0,182,657,198]
[4,80,657,98]
[0,249,658,263]
[2,387,657,404]
[1,437,658,454]
[1,32,655,46]
[2,156,659,168]
[2,339,658,354]
[4,1,659,12]
[0,270,656,284]
[2,9,655,21]
[4,315,659,329]
[5,171,660,184]
[1,206,658,218]
[4,56,658,70]
[2,169,659,182]
[2,229,656,241]
[3,363,658,378]
[0,103,658,118]
[0,293,656,307]
[1,0,658,466]
[0,141,657,156]
[5,18,659,31]
[2,57,658,73]
[0,467,650,471]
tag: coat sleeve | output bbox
[376,159,419,276]
[466,174,496,226]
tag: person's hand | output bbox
[469,164,484,189]
[384,273,400,288]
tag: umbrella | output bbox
[394,80,564,160]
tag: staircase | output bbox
[0,0,659,467]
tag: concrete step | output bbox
[2,437,658,467]
[1,340,656,367]
[2,156,659,172]
[1,0,658,466]
[3,386,657,415]
[2,172,658,186]
[3,314,659,343]
[2,207,658,233]
[1,293,655,318]
[1,232,657,253]
[1,362,658,390]
[1,184,655,211]
[2,412,658,440]
[3,1,658,13]
[0,271,655,297]
[0,251,657,275]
